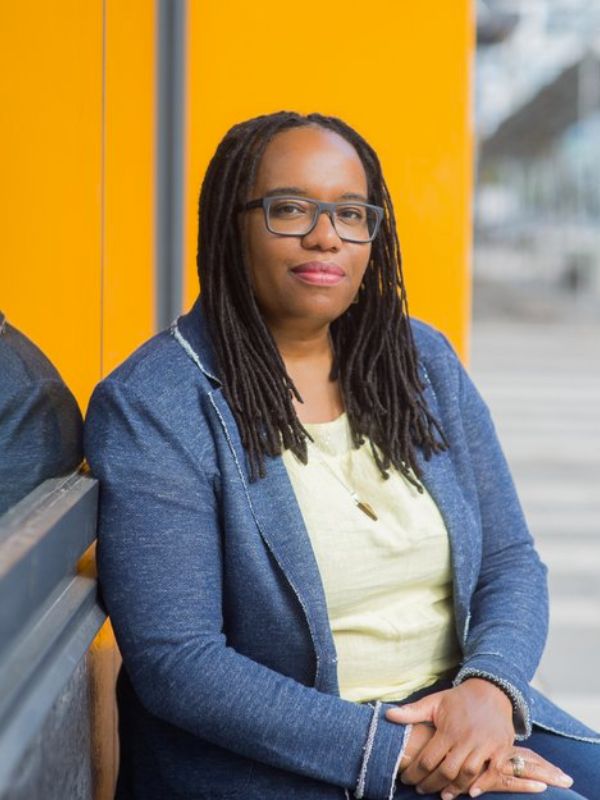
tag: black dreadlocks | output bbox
[196,110,450,490]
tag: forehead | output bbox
[251,126,368,196]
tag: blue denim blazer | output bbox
[84,294,600,800]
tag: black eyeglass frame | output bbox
[239,195,384,243]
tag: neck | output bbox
[267,319,334,364]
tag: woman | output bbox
[84,111,600,800]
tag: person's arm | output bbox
[441,332,549,740]
[84,377,411,800]
[385,330,550,796]
[0,378,83,513]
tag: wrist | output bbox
[461,677,514,717]
[452,663,532,738]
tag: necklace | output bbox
[303,419,379,522]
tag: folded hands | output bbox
[385,678,573,797]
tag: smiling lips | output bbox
[290,261,346,285]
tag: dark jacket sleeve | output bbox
[0,378,83,514]
[84,377,411,799]
[434,331,549,740]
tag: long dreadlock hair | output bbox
[197,110,450,490]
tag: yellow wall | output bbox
[0,2,474,391]
[0,3,473,795]
[0,0,155,410]
[184,1,474,359]
[102,0,156,384]
[0,4,155,797]
[0,3,103,404]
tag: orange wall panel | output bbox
[183,1,474,359]
[0,1,157,409]
[102,0,156,382]
[0,2,104,404]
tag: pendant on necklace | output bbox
[356,500,378,521]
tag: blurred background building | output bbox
[476,0,600,321]
[473,0,600,731]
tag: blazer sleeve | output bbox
[84,377,411,800]
[434,332,549,740]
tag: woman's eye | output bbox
[337,206,365,222]
[271,202,307,217]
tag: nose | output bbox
[301,210,342,249]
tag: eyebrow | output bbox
[263,186,369,202]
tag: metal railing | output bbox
[0,469,104,794]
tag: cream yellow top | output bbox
[281,411,461,703]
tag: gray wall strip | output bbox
[0,581,105,789]
[155,0,188,330]
[0,473,99,651]
[0,472,105,790]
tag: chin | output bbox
[303,290,352,312]
[300,300,349,324]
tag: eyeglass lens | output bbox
[267,198,378,242]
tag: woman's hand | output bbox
[398,727,574,798]
[398,721,436,771]
[458,746,574,798]
[386,678,515,794]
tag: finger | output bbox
[468,772,547,797]
[398,732,450,786]
[499,754,574,789]
[416,748,485,795]
[438,757,490,800]
[385,695,440,724]
[398,721,436,772]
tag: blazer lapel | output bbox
[206,388,339,691]
[173,299,339,690]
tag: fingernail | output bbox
[531,782,548,791]
[559,773,574,787]
[400,775,410,785]
[470,790,482,798]
[415,789,424,796]
[441,792,455,800]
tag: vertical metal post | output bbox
[155,0,187,330]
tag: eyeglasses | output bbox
[239,195,384,243]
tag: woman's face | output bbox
[240,125,372,332]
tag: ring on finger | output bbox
[509,755,526,778]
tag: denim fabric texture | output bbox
[0,311,83,514]
[83,295,600,800]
